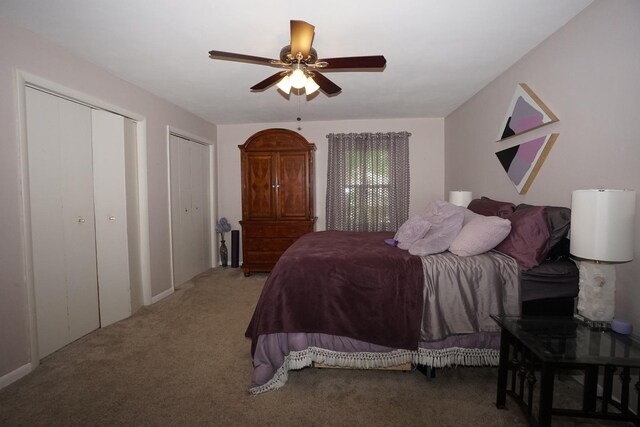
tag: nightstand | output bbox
[492,315,640,426]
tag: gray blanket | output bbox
[419,250,520,341]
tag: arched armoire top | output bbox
[238,128,316,152]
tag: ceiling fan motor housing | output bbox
[280,45,318,64]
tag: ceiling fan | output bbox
[208,20,386,96]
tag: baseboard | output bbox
[150,287,173,304]
[0,363,32,390]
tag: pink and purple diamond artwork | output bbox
[495,134,558,194]
[497,83,558,141]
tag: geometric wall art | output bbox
[497,83,558,141]
[495,133,559,194]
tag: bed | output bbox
[245,198,578,394]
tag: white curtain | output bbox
[326,132,411,232]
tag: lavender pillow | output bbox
[467,197,516,218]
[408,201,465,256]
[449,210,511,256]
[394,215,432,250]
[495,206,551,270]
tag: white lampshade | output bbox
[305,77,320,95]
[570,189,636,262]
[276,75,291,93]
[448,191,473,207]
[289,69,307,89]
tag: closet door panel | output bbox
[91,110,131,327]
[197,142,211,272]
[26,88,69,357]
[26,88,100,357]
[183,141,197,278]
[190,142,206,274]
[59,98,100,341]
[169,135,186,285]
[169,136,211,285]
[178,137,192,283]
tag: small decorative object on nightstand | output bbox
[216,217,231,267]
[570,189,636,329]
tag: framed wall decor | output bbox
[497,83,558,141]
[495,133,558,194]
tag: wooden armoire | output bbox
[239,128,316,276]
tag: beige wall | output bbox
[445,1,640,331]
[0,21,217,379]
[217,118,445,242]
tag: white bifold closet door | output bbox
[26,87,131,358]
[91,110,132,327]
[170,134,211,286]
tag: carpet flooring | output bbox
[0,267,630,426]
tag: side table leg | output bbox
[538,363,555,427]
[496,328,510,409]
[583,365,598,412]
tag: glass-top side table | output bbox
[491,315,640,426]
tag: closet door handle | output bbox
[108,216,116,221]
[77,217,86,223]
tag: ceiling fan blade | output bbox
[250,72,286,91]
[209,50,278,66]
[290,20,315,58]
[319,55,387,70]
[310,72,341,95]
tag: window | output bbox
[326,132,410,232]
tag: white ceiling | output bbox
[0,0,593,125]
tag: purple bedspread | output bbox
[245,231,424,354]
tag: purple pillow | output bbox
[495,206,550,270]
[467,197,516,218]
[515,204,570,249]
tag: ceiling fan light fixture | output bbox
[209,20,386,97]
[305,77,320,95]
[276,75,292,93]
[289,68,307,89]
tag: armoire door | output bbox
[243,152,276,219]
[169,134,211,286]
[26,87,100,358]
[277,152,310,220]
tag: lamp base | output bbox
[574,313,611,330]
[575,261,615,325]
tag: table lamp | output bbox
[570,189,636,328]
[448,191,473,207]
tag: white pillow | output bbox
[394,215,432,250]
[449,210,511,256]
